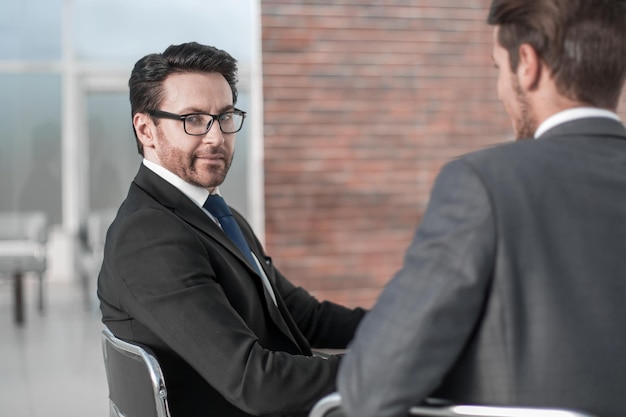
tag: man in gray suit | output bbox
[338,1,626,417]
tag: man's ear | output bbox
[133,112,156,150]
[516,43,542,91]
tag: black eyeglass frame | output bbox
[148,109,247,135]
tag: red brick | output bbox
[261,0,626,308]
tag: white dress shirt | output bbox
[534,107,620,139]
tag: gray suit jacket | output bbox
[338,117,626,417]
[98,165,365,417]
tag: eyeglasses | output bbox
[149,109,246,135]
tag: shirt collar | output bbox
[534,107,620,139]
[142,159,217,208]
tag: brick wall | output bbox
[261,1,626,309]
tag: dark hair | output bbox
[487,0,626,109]
[128,42,239,155]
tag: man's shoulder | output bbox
[452,139,538,170]
[116,181,163,215]
[473,137,544,155]
[108,180,182,235]
[438,138,568,191]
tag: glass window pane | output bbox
[73,0,253,66]
[87,93,141,211]
[0,0,62,60]
[0,74,63,224]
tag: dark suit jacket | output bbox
[338,117,626,417]
[98,164,365,417]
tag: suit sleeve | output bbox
[338,158,496,417]
[273,268,367,349]
[105,207,343,416]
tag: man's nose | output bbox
[202,121,225,145]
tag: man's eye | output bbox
[186,115,205,126]
[219,113,233,122]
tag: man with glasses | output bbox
[98,42,366,417]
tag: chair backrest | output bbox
[101,327,171,417]
[309,393,599,417]
[0,211,48,274]
[0,211,48,243]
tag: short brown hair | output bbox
[488,0,626,110]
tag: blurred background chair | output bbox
[101,327,171,417]
[79,208,116,309]
[0,211,48,325]
[309,392,598,417]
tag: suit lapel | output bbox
[238,243,310,354]
[233,212,309,352]
[275,295,313,355]
[259,278,306,352]
[133,165,306,352]
[133,165,258,273]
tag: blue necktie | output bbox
[203,195,261,275]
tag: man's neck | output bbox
[142,158,213,207]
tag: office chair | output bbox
[0,211,48,325]
[309,392,598,417]
[101,327,171,417]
